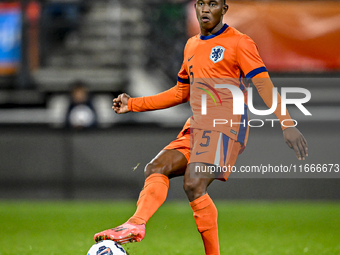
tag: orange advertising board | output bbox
[187,1,340,72]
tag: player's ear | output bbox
[222,4,229,15]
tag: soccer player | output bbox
[94,0,308,254]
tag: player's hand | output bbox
[283,127,308,160]
[112,93,131,114]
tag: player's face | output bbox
[195,0,228,36]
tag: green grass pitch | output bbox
[0,200,339,255]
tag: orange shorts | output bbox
[163,128,241,181]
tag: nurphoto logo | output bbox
[200,84,311,128]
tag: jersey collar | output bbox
[200,24,229,40]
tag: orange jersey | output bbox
[128,24,293,147]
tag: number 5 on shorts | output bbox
[200,131,211,147]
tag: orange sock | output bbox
[128,173,169,225]
[190,194,219,255]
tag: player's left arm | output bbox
[252,73,308,160]
[237,35,308,160]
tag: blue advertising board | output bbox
[0,3,21,75]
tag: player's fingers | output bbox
[291,141,302,160]
[113,98,121,105]
[301,136,308,157]
[112,102,122,112]
[113,93,125,104]
[296,139,306,160]
[112,103,118,110]
[112,100,118,111]
[113,96,119,103]
[300,139,308,158]
[113,95,124,109]
[294,148,302,161]
[112,94,130,114]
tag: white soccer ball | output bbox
[87,240,127,255]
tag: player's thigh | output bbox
[145,149,188,179]
[144,129,191,178]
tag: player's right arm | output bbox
[112,79,190,114]
[113,38,192,114]
[113,61,190,114]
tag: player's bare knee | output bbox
[144,163,155,178]
[183,178,206,201]
[144,161,171,178]
[183,180,195,197]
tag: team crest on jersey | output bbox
[210,46,225,63]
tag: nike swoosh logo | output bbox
[188,54,195,62]
[196,151,208,155]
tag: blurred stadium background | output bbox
[0,0,339,201]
